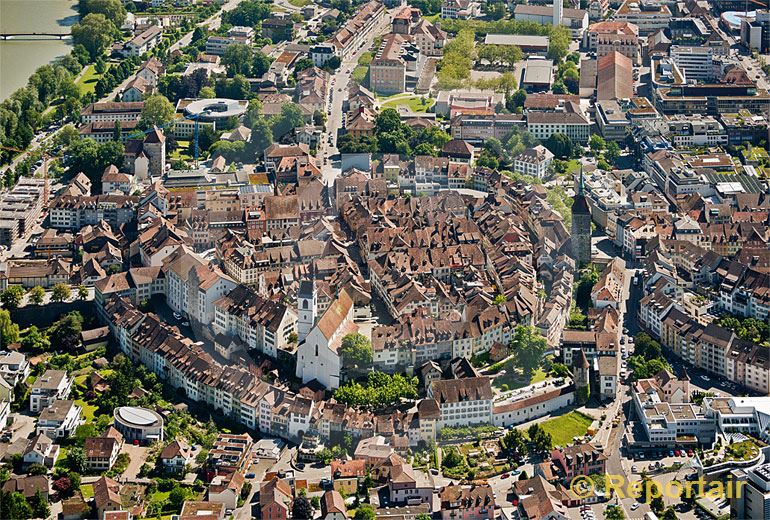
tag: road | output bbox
[318,9,394,187]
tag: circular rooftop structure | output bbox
[115,406,163,426]
[113,406,165,443]
[184,98,248,121]
[721,11,754,32]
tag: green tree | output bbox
[270,103,305,140]
[252,51,273,77]
[547,25,571,62]
[605,141,621,163]
[80,0,127,25]
[501,427,528,459]
[20,326,49,353]
[661,507,677,520]
[354,504,376,520]
[140,94,176,129]
[48,311,84,351]
[222,43,253,77]
[0,491,32,520]
[292,496,314,520]
[168,486,192,511]
[71,13,119,60]
[223,0,272,26]
[0,310,19,348]
[340,333,373,368]
[510,326,547,376]
[28,286,45,306]
[0,286,25,310]
[66,446,87,474]
[77,285,89,301]
[543,132,573,159]
[589,134,606,154]
[51,283,71,303]
[249,116,273,158]
[66,138,125,188]
[604,505,625,520]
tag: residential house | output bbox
[30,370,72,413]
[36,399,82,439]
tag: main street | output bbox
[319,9,394,187]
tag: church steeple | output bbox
[577,166,584,195]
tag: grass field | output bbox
[76,399,99,423]
[75,64,111,97]
[382,95,435,113]
[81,484,94,500]
[534,411,594,447]
[288,0,310,6]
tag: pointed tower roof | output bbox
[572,167,590,215]
[679,366,690,381]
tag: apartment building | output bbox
[122,26,162,57]
[427,377,493,429]
[585,21,640,65]
[30,370,72,413]
[526,103,591,143]
[670,45,715,82]
[612,0,672,35]
[80,102,144,124]
[369,34,425,95]
[666,114,728,147]
[449,113,525,143]
[514,145,554,179]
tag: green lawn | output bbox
[81,484,94,500]
[75,65,106,97]
[76,399,99,423]
[532,411,594,447]
[492,366,549,391]
[382,95,435,113]
[288,0,310,6]
[424,13,440,22]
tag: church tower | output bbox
[553,0,563,26]
[297,280,317,342]
[572,349,591,405]
[571,168,592,265]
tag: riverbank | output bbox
[0,0,78,100]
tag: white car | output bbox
[631,503,640,511]
[173,312,182,320]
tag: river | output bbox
[0,0,79,101]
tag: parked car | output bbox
[631,503,640,511]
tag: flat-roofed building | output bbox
[483,34,549,54]
[521,58,554,92]
[369,33,425,95]
[671,45,715,81]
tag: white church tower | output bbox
[297,280,317,342]
[553,0,562,26]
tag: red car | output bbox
[501,473,510,479]
[674,450,680,456]
[687,450,694,457]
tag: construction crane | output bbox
[0,145,49,202]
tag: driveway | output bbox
[120,444,150,481]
